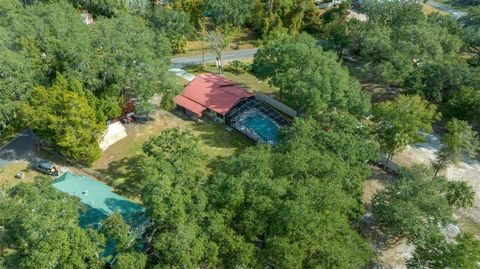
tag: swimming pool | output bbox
[244,113,280,143]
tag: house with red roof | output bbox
[175,73,254,122]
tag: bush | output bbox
[228,60,250,73]
[171,35,188,54]
[160,93,177,111]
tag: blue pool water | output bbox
[244,114,280,143]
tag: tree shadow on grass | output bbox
[190,121,253,154]
[96,155,145,199]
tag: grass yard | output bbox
[184,63,276,94]
[174,76,190,88]
[0,161,41,189]
[423,3,448,15]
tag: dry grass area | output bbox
[423,3,448,15]
[0,161,41,189]
[361,83,402,104]
[345,61,404,104]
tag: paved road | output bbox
[426,0,466,18]
[0,130,36,168]
[171,48,258,68]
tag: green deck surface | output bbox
[53,172,144,228]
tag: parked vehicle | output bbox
[33,160,60,176]
[121,112,136,124]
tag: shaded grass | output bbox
[177,41,257,58]
[174,76,189,88]
[0,128,20,147]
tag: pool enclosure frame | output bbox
[226,97,289,144]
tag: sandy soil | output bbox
[363,133,480,268]
[392,134,480,233]
[362,167,413,269]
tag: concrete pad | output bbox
[169,68,195,82]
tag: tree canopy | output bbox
[252,32,371,116]
[136,117,378,267]
[447,87,480,130]
[434,119,480,176]
[407,232,480,269]
[141,128,212,267]
[204,0,255,28]
[21,75,105,163]
[460,7,480,67]
[0,178,106,268]
[0,1,175,160]
[371,165,474,243]
[373,95,440,164]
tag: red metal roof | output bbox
[175,74,253,116]
[174,95,206,117]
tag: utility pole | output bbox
[200,19,206,67]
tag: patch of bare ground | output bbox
[363,166,395,204]
[362,167,414,269]
[363,135,480,268]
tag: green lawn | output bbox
[184,63,276,94]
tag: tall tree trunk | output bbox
[219,52,224,74]
[433,159,445,178]
[384,153,393,171]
